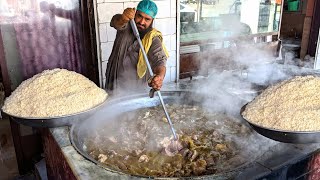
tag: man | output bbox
[39,1,84,74]
[105,0,169,92]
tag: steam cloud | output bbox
[185,40,319,160]
[75,31,318,174]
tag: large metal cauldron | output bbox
[70,90,257,179]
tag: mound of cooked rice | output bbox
[242,75,320,131]
[2,68,108,118]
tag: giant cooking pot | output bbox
[70,90,269,179]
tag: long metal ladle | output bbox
[130,19,178,141]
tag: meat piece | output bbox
[192,134,199,141]
[160,137,171,148]
[190,150,199,162]
[134,149,143,156]
[191,159,207,175]
[143,111,150,118]
[117,161,128,170]
[205,157,215,167]
[138,155,149,163]
[89,151,98,159]
[124,155,130,160]
[98,154,108,163]
[109,150,118,155]
[162,117,168,122]
[215,143,228,152]
[164,140,183,157]
[180,148,190,158]
[108,136,117,143]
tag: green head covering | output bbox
[137,0,158,18]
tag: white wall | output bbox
[95,0,177,88]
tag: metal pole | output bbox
[130,20,178,140]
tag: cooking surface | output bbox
[70,90,281,178]
[49,126,320,179]
[84,104,255,177]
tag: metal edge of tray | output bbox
[240,104,320,144]
[1,98,108,128]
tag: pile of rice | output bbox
[242,75,320,131]
[2,69,108,118]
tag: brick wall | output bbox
[96,0,177,87]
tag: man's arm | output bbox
[111,8,135,30]
[42,3,74,20]
[110,14,127,29]
[54,8,74,19]
[148,37,168,90]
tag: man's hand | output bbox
[149,66,166,91]
[122,8,135,22]
[149,74,164,91]
[40,1,56,13]
[112,8,135,28]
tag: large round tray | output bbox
[240,104,320,144]
[1,99,107,128]
[70,90,256,179]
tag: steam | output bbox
[193,40,318,104]
[83,44,317,160]
[192,41,318,110]
[108,76,151,97]
[75,33,320,175]
[185,41,319,161]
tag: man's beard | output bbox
[138,26,152,39]
[137,20,153,39]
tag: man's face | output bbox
[134,11,153,32]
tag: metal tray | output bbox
[240,104,320,144]
[1,99,107,128]
[70,90,254,179]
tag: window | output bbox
[180,0,282,44]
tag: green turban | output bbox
[137,0,158,18]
